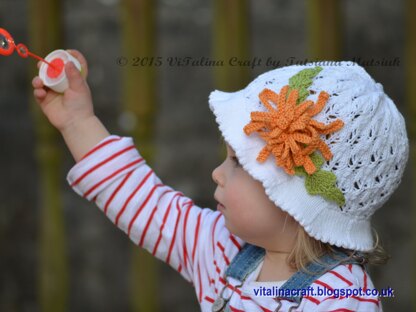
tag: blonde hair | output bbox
[287,226,389,273]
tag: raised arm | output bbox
[32,51,245,301]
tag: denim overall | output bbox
[211,243,367,312]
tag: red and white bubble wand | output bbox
[1,27,81,92]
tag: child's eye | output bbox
[231,156,241,167]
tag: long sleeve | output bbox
[66,135,245,302]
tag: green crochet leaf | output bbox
[295,152,345,207]
[288,66,323,104]
[287,67,345,207]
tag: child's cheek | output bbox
[227,179,258,219]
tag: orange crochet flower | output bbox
[243,86,344,175]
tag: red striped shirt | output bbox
[67,136,383,312]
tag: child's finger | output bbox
[67,49,88,78]
[32,76,44,89]
[37,61,41,69]
[65,61,87,92]
[34,88,47,100]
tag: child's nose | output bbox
[212,166,223,186]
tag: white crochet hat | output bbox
[208,62,409,252]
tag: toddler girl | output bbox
[32,50,409,311]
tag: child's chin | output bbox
[223,220,237,236]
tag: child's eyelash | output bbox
[231,156,241,167]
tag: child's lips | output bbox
[214,195,225,211]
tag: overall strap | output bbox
[215,244,265,312]
[225,243,265,281]
[224,243,367,305]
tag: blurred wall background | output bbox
[0,0,413,311]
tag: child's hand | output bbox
[32,49,110,162]
[32,49,94,132]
